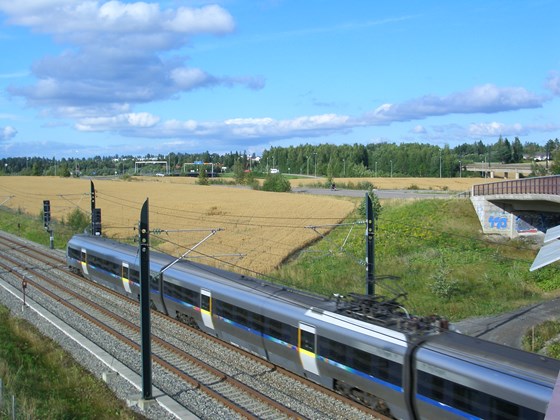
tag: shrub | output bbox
[357,186,382,218]
[197,167,209,185]
[262,173,291,192]
[429,267,460,300]
[67,208,90,232]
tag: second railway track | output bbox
[0,231,383,420]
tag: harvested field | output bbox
[0,176,355,274]
[292,176,501,192]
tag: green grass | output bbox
[522,320,560,358]
[0,208,143,418]
[273,198,560,321]
[0,306,143,419]
[0,206,78,249]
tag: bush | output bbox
[197,167,209,185]
[357,186,382,218]
[67,208,90,232]
[429,267,460,300]
[262,174,291,192]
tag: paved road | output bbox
[292,187,457,199]
[452,297,560,349]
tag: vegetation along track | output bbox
[0,231,383,419]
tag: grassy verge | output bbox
[273,198,560,321]
[0,306,143,419]
[522,320,560,358]
[0,206,77,249]
[0,208,143,417]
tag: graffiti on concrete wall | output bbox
[489,215,508,229]
[515,212,560,234]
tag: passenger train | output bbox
[67,233,560,419]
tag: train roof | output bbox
[68,234,338,312]
[426,330,560,380]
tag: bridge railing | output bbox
[472,175,560,196]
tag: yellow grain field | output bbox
[0,176,355,274]
[292,176,501,192]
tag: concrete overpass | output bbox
[464,162,547,179]
[471,175,560,238]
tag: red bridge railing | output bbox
[472,175,560,196]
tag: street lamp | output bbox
[314,152,318,178]
[343,159,346,177]
[459,160,462,178]
[306,156,309,176]
[439,152,442,178]
[390,160,393,177]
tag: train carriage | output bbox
[67,234,560,419]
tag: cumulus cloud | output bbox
[366,84,544,123]
[546,71,560,96]
[411,125,426,134]
[0,126,17,141]
[73,111,353,144]
[1,1,263,115]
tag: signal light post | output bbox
[139,198,153,402]
[43,199,54,249]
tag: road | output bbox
[292,187,457,200]
[452,298,560,349]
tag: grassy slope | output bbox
[0,307,143,419]
[0,211,143,418]
[273,198,560,321]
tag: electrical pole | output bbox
[139,199,153,401]
[365,193,375,296]
[90,181,96,234]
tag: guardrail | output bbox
[472,175,560,196]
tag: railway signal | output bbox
[43,199,54,249]
[43,200,50,228]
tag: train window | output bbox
[68,247,81,260]
[201,294,210,312]
[164,282,198,306]
[416,371,542,420]
[122,265,129,280]
[318,336,348,365]
[263,317,297,346]
[214,300,232,319]
[300,329,315,353]
[351,347,372,373]
[214,300,263,332]
[129,268,140,284]
[249,313,264,332]
[81,250,87,263]
[318,336,402,387]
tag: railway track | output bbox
[0,232,384,419]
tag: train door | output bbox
[121,262,132,294]
[299,323,319,378]
[200,289,215,330]
[80,248,89,276]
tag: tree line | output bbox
[1,137,559,178]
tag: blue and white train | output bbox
[67,234,560,419]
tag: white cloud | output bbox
[546,71,560,96]
[164,5,235,33]
[0,125,17,141]
[411,125,426,134]
[2,1,254,115]
[365,84,544,123]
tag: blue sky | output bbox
[0,0,558,158]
